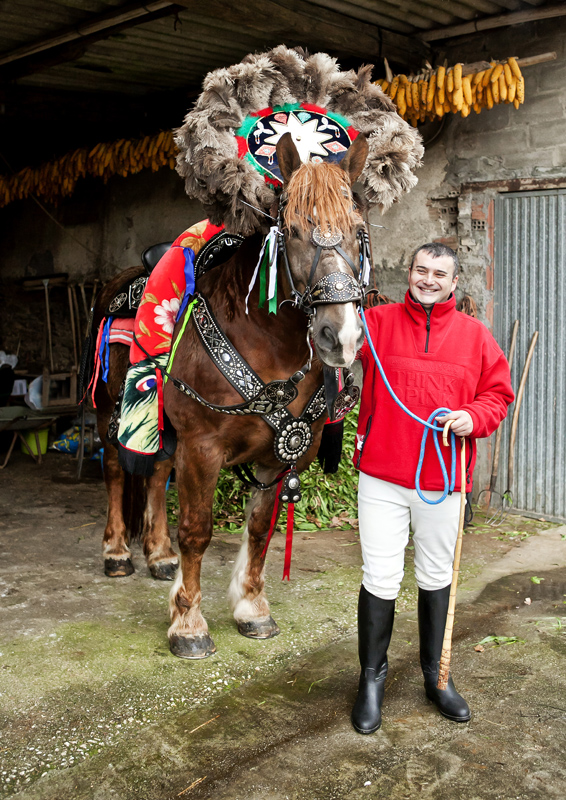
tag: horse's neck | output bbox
[199,234,311,359]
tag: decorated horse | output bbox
[86,47,423,660]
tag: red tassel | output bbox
[156,367,164,448]
[282,503,294,581]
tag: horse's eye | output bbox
[289,226,301,239]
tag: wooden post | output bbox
[437,430,467,691]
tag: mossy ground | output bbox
[0,451,562,799]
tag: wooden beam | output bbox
[461,51,557,76]
[420,3,566,42]
[175,0,428,67]
[0,1,177,67]
[0,4,186,82]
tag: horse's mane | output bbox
[284,161,356,234]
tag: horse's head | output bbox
[276,132,368,368]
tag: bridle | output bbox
[275,199,370,317]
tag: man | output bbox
[351,242,514,734]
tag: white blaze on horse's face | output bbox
[284,219,365,368]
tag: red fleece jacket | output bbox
[354,291,514,492]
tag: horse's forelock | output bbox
[283,161,355,234]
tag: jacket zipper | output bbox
[425,308,431,353]
[356,415,372,468]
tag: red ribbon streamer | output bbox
[155,367,164,448]
[282,503,295,582]
[90,316,106,409]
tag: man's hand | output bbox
[435,410,474,437]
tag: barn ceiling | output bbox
[0,0,560,168]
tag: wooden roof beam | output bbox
[0,3,186,81]
[421,2,566,41]
[175,0,429,68]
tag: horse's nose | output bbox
[318,324,339,350]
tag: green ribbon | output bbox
[164,298,197,383]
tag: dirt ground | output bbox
[1,449,565,800]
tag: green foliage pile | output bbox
[166,409,360,533]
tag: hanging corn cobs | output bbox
[0,130,177,209]
[375,56,525,126]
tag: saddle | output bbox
[105,231,245,318]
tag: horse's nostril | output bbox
[319,325,338,348]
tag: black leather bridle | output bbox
[276,202,369,316]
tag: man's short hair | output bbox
[410,242,459,277]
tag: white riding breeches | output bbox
[357,472,461,600]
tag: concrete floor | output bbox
[1,450,565,800]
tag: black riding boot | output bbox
[351,585,395,734]
[418,586,471,722]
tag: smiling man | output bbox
[351,242,514,734]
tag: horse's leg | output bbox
[228,470,281,639]
[168,444,221,659]
[101,441,135,577]
[142,458,179,581]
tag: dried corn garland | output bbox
[0,129,177,208]
[375,56,525,126]
[0,56,528,208]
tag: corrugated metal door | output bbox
[494,189,566,521]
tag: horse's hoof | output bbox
[237,616,280,639]
[149,560,179,581]
[169,633,217,659]
[104,557,135,577]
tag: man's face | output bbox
[408,250,458,307]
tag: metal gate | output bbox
[494,189,566,522]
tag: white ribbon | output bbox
[267,227,278,301]
[361,247,371,287]
[245,226,279,314]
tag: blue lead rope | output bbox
[358,305,456,505]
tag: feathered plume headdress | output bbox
[175,46,424,235]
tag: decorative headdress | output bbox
[175,46,424,235]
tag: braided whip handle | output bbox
[437,426,468,691]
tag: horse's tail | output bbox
[77,308,96,403]
[123,472,147,542]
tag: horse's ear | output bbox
[340,133,369,184]
[276,133,301,183]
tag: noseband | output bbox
[277,205,370,315]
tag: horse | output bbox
[92,132,369,659]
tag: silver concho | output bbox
[311,226,343,248]
[108,293,127,312]
[129,276,148,309]
[310,273,362,305]
[333,384,361,420]
[274,419,313,463]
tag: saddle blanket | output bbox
[108,317,135,347]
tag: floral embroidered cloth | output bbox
[130,219,224,364]
[114,219,223,474]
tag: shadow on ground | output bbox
[1,451,565,799]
